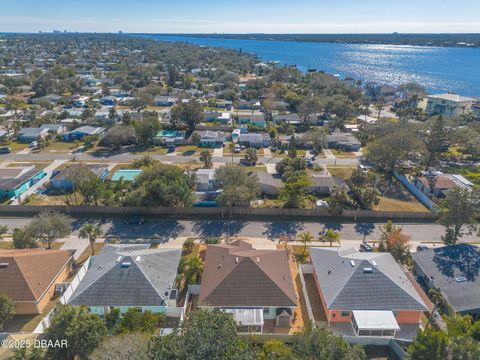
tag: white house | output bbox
[426,93,475,117]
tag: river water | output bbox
[141,34,480,97]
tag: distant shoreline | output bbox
[134,33,480,49]
[2,32,480,48]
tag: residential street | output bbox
[0,217,477,244]
[0,151,359,166]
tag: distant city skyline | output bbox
[1,0,480,34]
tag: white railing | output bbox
[298,264,316,325]
[33,257,92,333]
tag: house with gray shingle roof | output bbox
[68,244,181,316]
[412,244,480,319]
[309,248,428,340]
[198,130,225,148]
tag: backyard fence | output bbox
[33,257,92,333]
[0,205,438,222]
[394,171,435,210]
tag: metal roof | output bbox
[353,310,400,331]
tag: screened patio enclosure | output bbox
[351,310,400,337]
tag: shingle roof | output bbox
[54,164,108,181]
[67,126,105,135]
[416,176,456,190]
[69,245,181,307]
[238,133,270,142]
[199,130,225,141]
[0,167,43,190]
[428,93,475,103]
[199,240,296,307]
[18,127,47,137]
[310,248,427,311]
[412,244,480,313]
[0,249,73,302]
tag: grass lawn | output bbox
[76,242,105,265]
[176,145,198,156]
[3,298,61,333]
[7,161,51,169]
[42,141,76,152]
[0,241,64,250]
[331,149,356,158]
[139,147,168,155]
[327,166,356,180]
[374,196,430,212]
[25,193,70,205]
[443,145,465,158]
[6,141,29,151]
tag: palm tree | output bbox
[199,150,212,168]
[183,238,195,255]
[79,223,103,255]
[228,142,235,164]
[298,231,314,256]
[320,229,341,247]
[244,148,258,166]
[184,257,204,285]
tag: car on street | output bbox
[0,147,11,154]
[124,216,145,225]
[233,144,241,153]
[360,243,374,252]
[416,244,430,251]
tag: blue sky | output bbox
[1,0,480,33]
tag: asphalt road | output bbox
[0,217,476,244]
[0,152,359,166]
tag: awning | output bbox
[223,308,264,326]
[352,311,400,331]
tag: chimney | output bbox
[256,257,260,263]
[235,257,239,264]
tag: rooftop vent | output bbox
[350,260,356,267]
[235,257,239,264]
[135,256,141,262]
[363,267,373,273]
[256,257,260,263]
[455,276,467,283]
[371,260,378,267]
[0,262,9,268]
[116,256,122,263]
[120,262,131,268]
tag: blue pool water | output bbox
[140,34,480,97]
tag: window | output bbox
[341,311,350,317]
[263,308,270,315]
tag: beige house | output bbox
[198,240,297,333]
[426,93,475,117]
[0,249,74,314]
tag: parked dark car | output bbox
[239,159,256,167]
[124,216,145,225]
[360,243,374,252]
[416,244,429,252]
[0,147,12,154]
